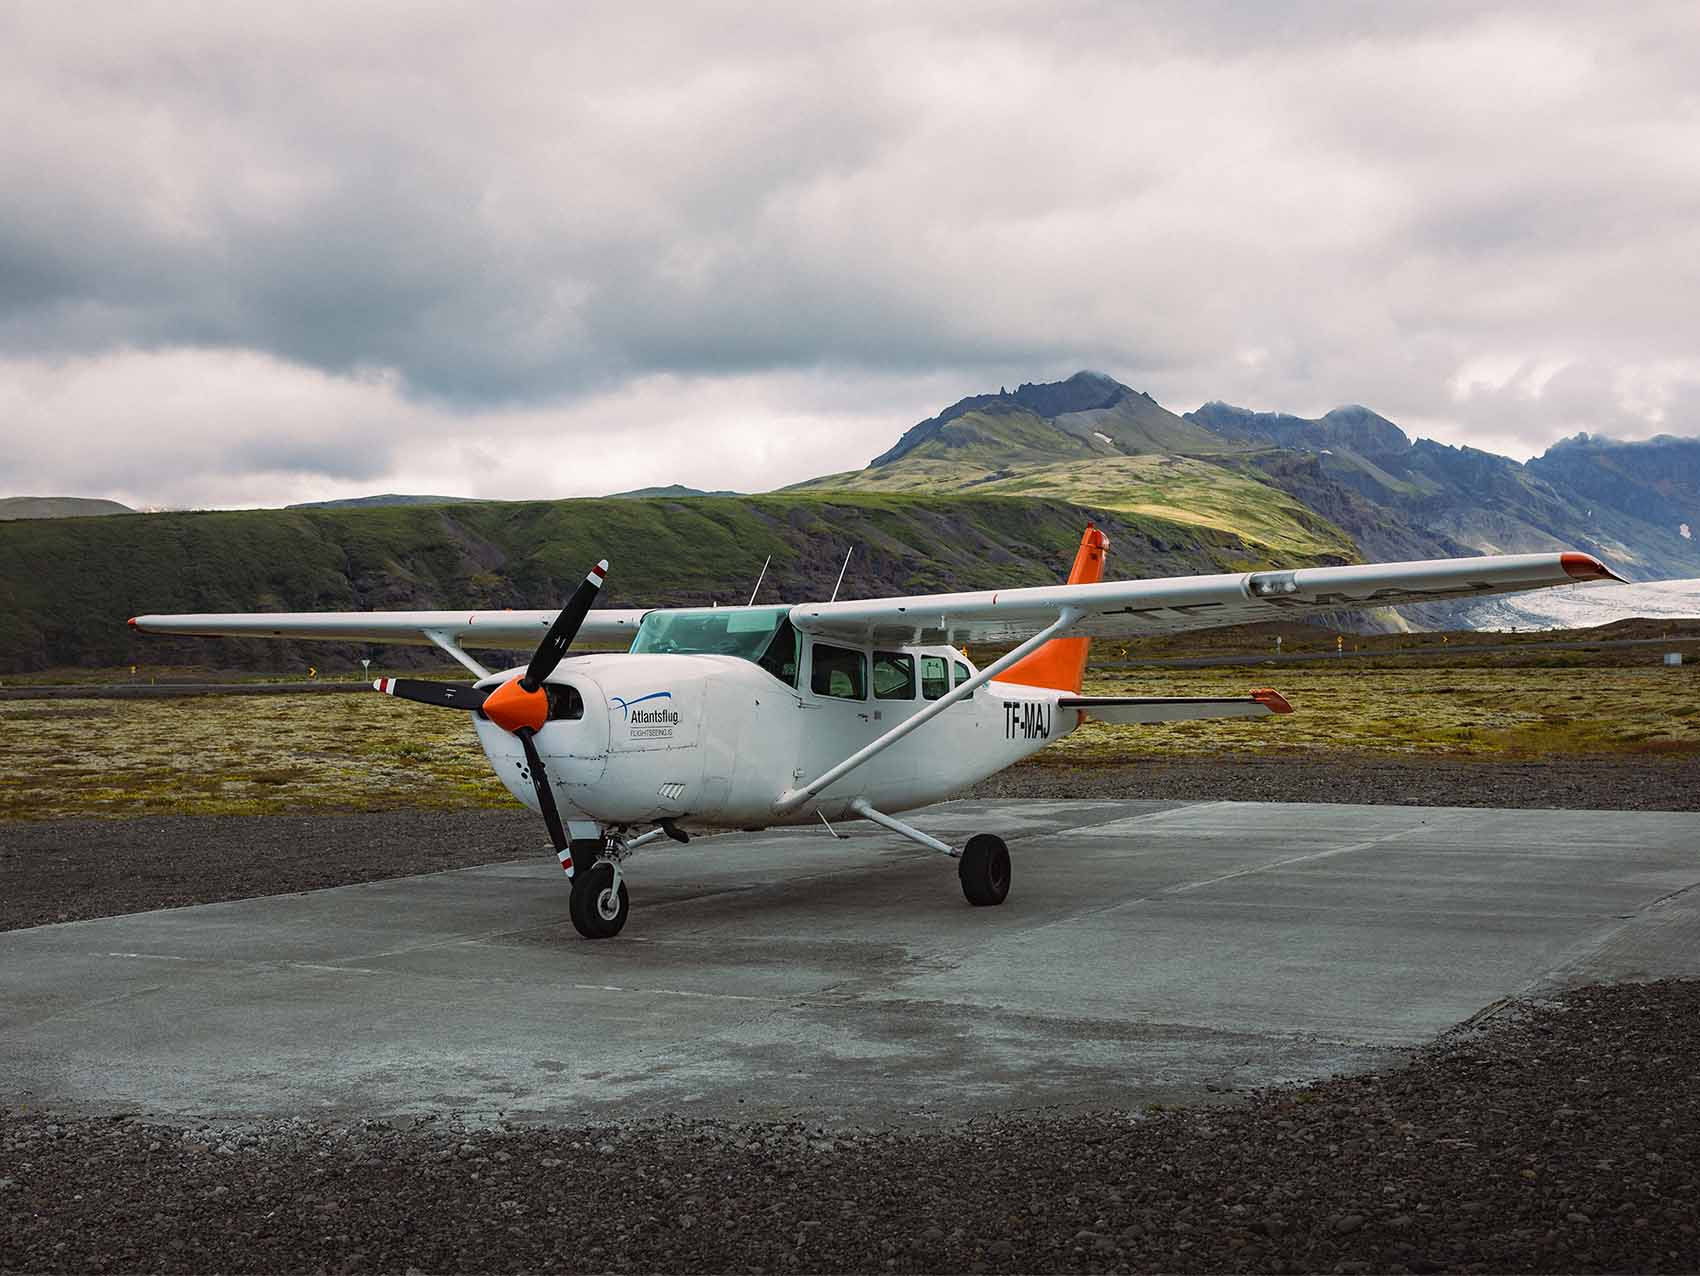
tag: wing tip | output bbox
[1560,552,1624,583]
[1252,688,1294,714]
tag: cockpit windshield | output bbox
[629,606,790,662]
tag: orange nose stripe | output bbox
[483,678,548,733]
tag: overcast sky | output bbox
[3,1,1697,509]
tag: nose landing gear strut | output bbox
[563,825,670,939]
[566,828,631,939]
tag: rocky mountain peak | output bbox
[1185,402,1411,460]
[1316,405,1411,458]
[869,370,1139,467]
[1006,370,1131,419]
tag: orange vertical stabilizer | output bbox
[1000,523,1109,693]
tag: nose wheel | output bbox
[569,861,630,938]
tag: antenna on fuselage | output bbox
[830,547,854,603]
[747,554,772,606]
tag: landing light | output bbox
[1250,572,1301,597]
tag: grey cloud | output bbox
[222,432,397,483]
[1,0,1698,508]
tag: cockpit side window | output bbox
[756,617,800,688]
[810,643,866,700]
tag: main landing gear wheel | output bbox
[959,833,1011,906]
[569,862,630,939]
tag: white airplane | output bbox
[131,526,1620,938]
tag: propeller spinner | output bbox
[370,558,609,853]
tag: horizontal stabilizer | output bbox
[1060,689,1292,724]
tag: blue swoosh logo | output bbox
[611,691,672,720]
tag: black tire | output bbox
[959,833,1011,906]
[569,862,630,939]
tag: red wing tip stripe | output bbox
[126,617,139,628]
[1560,552,1621,582]
[1251,688,1294,714]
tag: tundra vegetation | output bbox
[3,657,1695,821]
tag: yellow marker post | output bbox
[308,665,318,680]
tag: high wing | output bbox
[790,552,1622,646]
[128,608,649,650]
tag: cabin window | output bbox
[811,643,866,700]
[953,660,971,688]
[872,652,916,700]
[919,655,949,700]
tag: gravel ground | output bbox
[4,753,1697,932]
[970,752,1700,810]
[0,809,542,931]
[3,980,1695,1274]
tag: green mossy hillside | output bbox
[795,454,1356,563]
[0,492,1347,673]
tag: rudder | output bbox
[1000,523,1109,693]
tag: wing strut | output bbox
[772,607,1082,815]
[423,629,491,680]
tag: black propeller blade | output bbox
[373,677,490,710]
[374,556,611,857]
[522,558,609,691]
[517,729,568,851]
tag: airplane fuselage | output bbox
[473,649,1076,830]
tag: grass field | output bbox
[1061,663,1700,761]
[2,659,1696,822]
[0,694,510,822]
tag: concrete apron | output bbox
[3,799,1697,1128]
